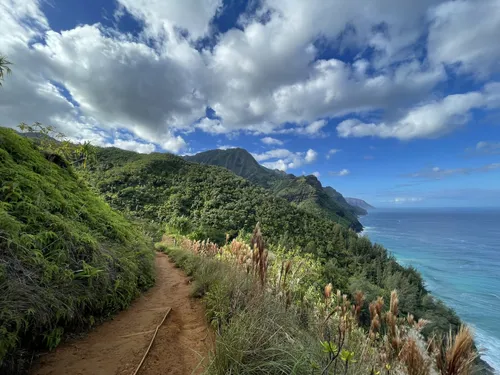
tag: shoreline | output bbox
[359,211,498,374]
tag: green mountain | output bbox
[81,146,463,338]
[346,197,375,210]
[0,128,154,372]
[1,130,477,372]
[185,148,365,230]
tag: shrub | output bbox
[0,128,155,373]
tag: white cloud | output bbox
[105,139,156,154]
[161,135,187,153]
[263,159,289,171]
[326,148,341,159]
[312,171,321,177]
[330,169,350,176]
[428,0,500,77]
[337,86,499,140]
[217,145,237,150]
[305,149,318,163]
[292,120,328,137]
[253,148,317,171]
[261,137,284,145]
[1,0,500,152]
[196,118,228,134]
[116,0,222,39]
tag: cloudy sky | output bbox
[1,0,500,207]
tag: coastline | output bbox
[359,210,498,374]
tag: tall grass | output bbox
[0,128,155,373]
[157,227,479,375]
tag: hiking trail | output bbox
[32,252,212,375]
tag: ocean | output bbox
[360,208,500,373]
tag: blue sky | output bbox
[1,0,500,207]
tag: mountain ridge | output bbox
[185,148,365,230]
[346,197,375,210]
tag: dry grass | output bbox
[432,326,477,375]
[158,225,480,375]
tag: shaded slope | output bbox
[0,128,155,373]
[185,148,364,230]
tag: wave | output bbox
[474,326,500,373]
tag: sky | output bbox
[1,0,500,207]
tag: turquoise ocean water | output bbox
[360,208,500,372]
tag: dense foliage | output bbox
[85,146,461,339]
[159,237,479,375]
[0,128,155,373]
[185,148,365,229]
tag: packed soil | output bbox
[31,252,212,375]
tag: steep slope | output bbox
[85,147,359,239]
[346,197,375,210]
[324,187,367,216]
[184,148,280,187]
[185,148,364,230]
[0,128,155,373]
[83,147,464,342]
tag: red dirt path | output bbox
[32,252,212,375]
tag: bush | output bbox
[160,237,480,375]
[0,128,155,373]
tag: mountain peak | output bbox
[185,147,364,231]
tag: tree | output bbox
[0,55,12,86]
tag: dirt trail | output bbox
[32,252,212,375]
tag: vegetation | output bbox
[0,55,12,86]
[157,230,479,375]
[83,146,462,340]
[0,56,488,374]
[185,148,365,229]
[0,128,155,373]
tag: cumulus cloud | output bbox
[337,87,499,140]
[1,0,500,153]
[261,137,284,145]
[330,169,350,176]
[312,171,321,177]
[305,149,318,163]
[253,148,317,171]
[105,139,156,154]
[116,0,222,39]
[217,144,237,150]
[288,120,328,137]
[428,0,500,77]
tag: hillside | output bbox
[346,197,375,210]
[185,148,364,230]
[0,128,155,373]
[83,146,465,340]
[324,186,367,215]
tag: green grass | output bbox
[0,128,155,373]
[158,240,482,375]
[159,245,321,375]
